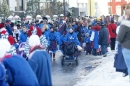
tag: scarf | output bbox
[29,45,44,54]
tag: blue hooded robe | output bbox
[49,31,61,52]
[19,30,27,43]
[93,30,99,49]
[64,32,80,45]
[3,55,39,86]
[0,63,8,86]
[28,50,52,86]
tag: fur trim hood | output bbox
[121,20,130,28]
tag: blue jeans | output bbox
[122,48,130,77]
[101,45,107,54]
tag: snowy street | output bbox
[74,52,130,86]
[52,51,103,86]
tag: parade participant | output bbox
[24,20,30,29]
[5,20,13,36]
[118,9,130,80]
[72,21,77,31]
[90,23,101,56]
[28,35,52,86]
[39,17,51,29]
[84,33,92,55]
[0,39,39,86]
[41,24,50,46]
[0,27,17,55]
[13,26,20,42]
[25,25,48,56]
[98,23,109,57]
[114,16,128,77]
[19,26,28,43]
[108,19,117,50]
[64,28,80,46]
[35,20,40,28]
[48,27,61,60]
[0,39,11,86]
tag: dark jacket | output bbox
[118,19,130,50]
[98,26,109,45]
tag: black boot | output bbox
[53,53,56,61]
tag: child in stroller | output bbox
[17,42,27,58]
[61,42,79,66]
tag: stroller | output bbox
[61,42,79,66]
[17,42,27,58]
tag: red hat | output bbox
[28,25,42,37]
[8,36,15,45]
[92,25,100,31]
[0,23,5,29]
[0,28,7,34]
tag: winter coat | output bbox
[3,55,39,86]
[84,37,91,43]
[118,19,130,50]
[64,32,80,45]
[6,24,13,36]
[49,31,61,45]
[19,31,27,43]
[98,26,109,45]
[28,50,52,86]
[108,23,117,38]
[0,63,8,86]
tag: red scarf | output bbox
[0,54,12,62]
[29,45,44,54]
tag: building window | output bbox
[95,2,98,9]
[85,3,87,7]
[108,6,112,14]
[82,3,84,7]
[78,3,82,8]
[116,5,121,15]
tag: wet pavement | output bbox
[52,51,103,86]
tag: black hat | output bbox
[35,20,39,23]
[42,17,48,21]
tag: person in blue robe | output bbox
[49,27,61,60]
[24,21,30,30]
[0,63,8,86]
[84,33,92,55]
[19,26,27,43]
[3,55,39,86]
[90,25,100,55]
[64,28,80,46]
[5,20,13,36]
[72,21,77,31]
[41,25,50,47]
[28,35,52,86]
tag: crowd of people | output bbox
[1,9,130,85]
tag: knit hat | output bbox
[0,39,11,58]
[0,28,8,39]
[28,25,42,37]
[43,17,48,21]
[0,28,15,45]
[29,35,40,47]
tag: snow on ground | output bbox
[74,54,130,86]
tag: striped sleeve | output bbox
[24,38,30,55]
[40,35,48,49]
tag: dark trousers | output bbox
[110,38,116,50]
[101,45,107,55]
